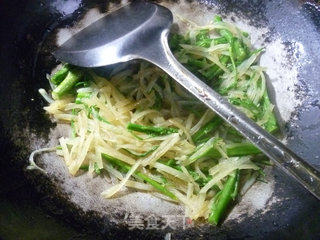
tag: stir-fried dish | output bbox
[30,16,278,225]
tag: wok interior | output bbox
[4,0,319,238]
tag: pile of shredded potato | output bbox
[42,71,259,220]
[30,15,277,224]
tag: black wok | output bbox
[0,0,320,239]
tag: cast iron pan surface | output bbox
[0,0,320,239]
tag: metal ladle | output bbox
[54,1,320,199]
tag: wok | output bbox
[0,0,320,239]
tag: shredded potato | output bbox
[30,14,278,225]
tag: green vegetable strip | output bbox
[79,164,89,171]
[208,169,239,225]
[127,123,178,136]
[192,116,223,144]
[122,146,159,158]
[160,159,177,168]
[261,91,278,133]
[229,38,238,80]
[226,143,261,157]
[214,16,243,58]
[188,138,222,164]
[50,64,71,85]
[94,162,101,174]
[213,37,228,45]
[195,29,212,48]
[242,31,249,37]
[189,141,261,164]
[219,29,233,43]
[204,55,229,80]
[252,156,273,166]
[213,15,222,22]
[101,153,177,200]
[75,92,92,104]
[230,170,240,200]
[169,33,186,51]
[93,163,100,174]
[89,106,110,124]
[213,16,245,71]
[229,98,259,116]
[70,108,78,138]
[189,171,212,187]
[187,58,207,69]
[52,69,83,99]
[70,120,76,138]
[234,39,247,62]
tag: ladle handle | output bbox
[143,30,320,200]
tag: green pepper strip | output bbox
[204,55,229,81]
[229,98,259,112]
[208,169,240,225]
[102,153,177,200]
[192,116,223,144]
[89,106,110,124]
[219,29,233,43]
[169,33,186,51]
[79,164,89,171]
[261,91,278,133]
[234,39,247,62]
[229,37,238,80]
[189,142,261,163]
[70,120,76,138]
[213,37,228,45]
[122,146,159,158]
[52,68,83,99]
[127,123,178,136]
[226,143,261,157]
[214,16,247,68]
[195,29,212,48]
[50,64,71,85]
[94,162,101,174]
[75,92,92,104]
[213,15,222,22]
